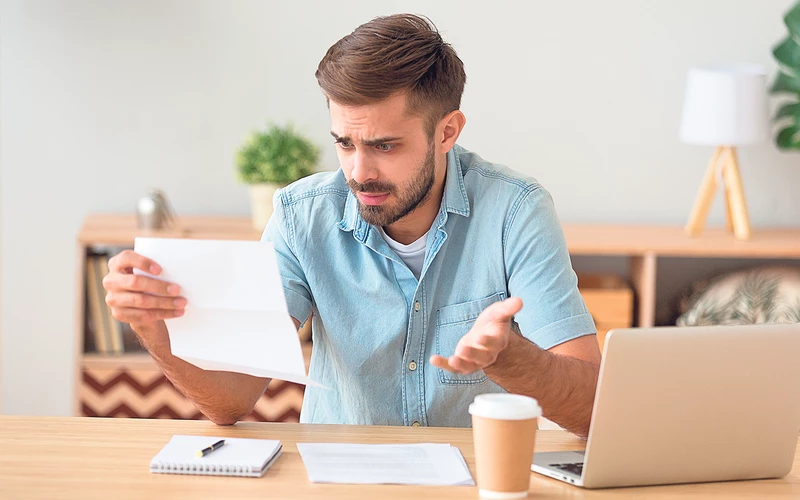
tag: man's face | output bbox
[330,93,438,227]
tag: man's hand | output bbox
[430,297,523,374]
[103,250,186,331]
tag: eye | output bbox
[376,143,394,152]
[336,139,354,149]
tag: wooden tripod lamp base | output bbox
[684,146,751,241]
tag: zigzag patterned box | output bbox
[80,358,305,422]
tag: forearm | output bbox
[484,332,599,438]
[133,322,271,425]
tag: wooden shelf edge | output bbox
[82,352,157,370]
[78,215,800,258]
[81,342,313,372]
[564,225,800,258]
[78,214,262,246]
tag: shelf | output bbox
[79,215,800,258]
[79,214,261,246]
[83,352,156,370]
[82,342,314,371]
[563,225,800,258]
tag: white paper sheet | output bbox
[133,237,319,387]
[296,443,475,486]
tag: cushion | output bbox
[676,266,800,326]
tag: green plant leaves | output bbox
[772,70,800,94]
[785,2,800,36]
[770,3,800,151]
[773,37,800,75]
[774,102,800,148]
[235,124,319,185]
[777,124,800,149]
[775,102,800,119]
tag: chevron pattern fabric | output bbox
[81,367,304,422]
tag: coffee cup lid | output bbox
[468,393,542,420]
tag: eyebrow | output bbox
[330,131,402,147]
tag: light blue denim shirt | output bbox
[263,144,596,427]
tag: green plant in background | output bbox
[236,123,319,185]
[771,2,800,150]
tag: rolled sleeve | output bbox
[525,313,596,350]
[504,186,596,349]
[261,188,313,327]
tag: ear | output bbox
[436,110,466,155]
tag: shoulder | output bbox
[453,145,552,217]
[454,145,544,201]
[451,146,561,251]
[271,170,350,246]
[278,169,350,207]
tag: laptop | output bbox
[532,323,800,489]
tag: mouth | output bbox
[356,192,390,206]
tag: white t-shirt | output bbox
[379,227,429,279]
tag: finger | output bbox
[108,250,162,275]
[454,344,497,367]
[111,307,184,324]
[430,355,457,372]
[106,291,186,310]
[103,272,180,297]
[446,355,482,375]
[431,354,484,375]
[430,354,472,374]
[480,297,523,324]
[473,332,508,351]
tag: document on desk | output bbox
[296,443,475,486]
[133,237,319,387]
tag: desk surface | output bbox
[1,416,798,499]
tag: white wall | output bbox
[2,0,798,415]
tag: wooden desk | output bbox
[1,416,798,499]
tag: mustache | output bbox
[347,179,395,194]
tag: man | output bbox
[103,14,601,437]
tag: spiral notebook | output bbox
[150,435,283,477]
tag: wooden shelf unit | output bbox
[75,214,800,418]
[563,225,800,327]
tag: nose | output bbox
[350,149,378,185]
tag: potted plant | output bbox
[236,123,319,229]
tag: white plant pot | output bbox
[248,183,282,231]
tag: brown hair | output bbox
[315,14,466,136]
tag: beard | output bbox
[347,142,437,227]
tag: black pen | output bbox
[195,439,225,458]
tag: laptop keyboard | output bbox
[551,462,584,476]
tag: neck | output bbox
[383,156,447,245]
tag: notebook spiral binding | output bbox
[152,462,254,476]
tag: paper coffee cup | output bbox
[469,394,542,499]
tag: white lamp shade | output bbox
[679,64,769,146]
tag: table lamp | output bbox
[679,64,769,241]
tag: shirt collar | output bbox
[338,145,471,237]
[441,145,470,217]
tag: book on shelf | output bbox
[85,251,143,355]
[85,253,110,354]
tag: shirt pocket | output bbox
[435,291,507,385]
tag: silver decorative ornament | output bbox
[136,189,177,230]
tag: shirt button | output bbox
[408,361,417,371]
[414,301,421,312]
[412,421,421,427]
